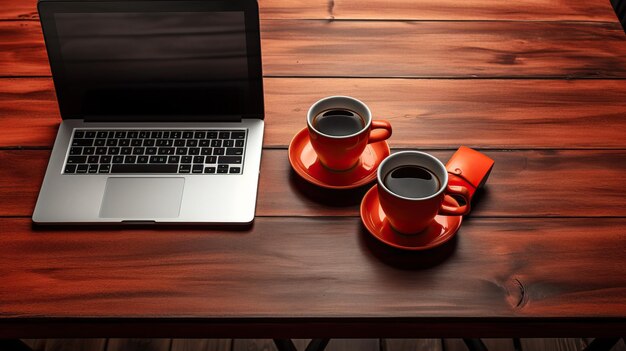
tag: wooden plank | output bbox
[2,21,626,78]
[3,78,626,149]
[1,217,625,324]
[43,339,107,351]
[232,339,277,351]
[107,339,171,351]
[384,338,442,351]
[0,0,619,22]
[326,339,379,351]
[170,339,232,351]
[21,340,47,351]
[443,338,515,351]
[520,338,588,351]
[2,149,626,218]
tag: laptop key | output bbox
[114,131,126,138]
[230,167,241,174]
[231,131,246,139]
[201,147,212,155]
[99,164,111,173]
[137,156,149,163]
[127,131,139,138]
[204,166,216,174]
[94,139,106,146]
[87,155,99,163]
[207,131,218,139]
[113,156,124,163]
[106,139,118,146]
[96,131,108,138]
[111,164,178,173]
[188,148,200,155]
[176,147,188,155]
[72,139,93,146]
[211,139,222,147]
[182,131,193,139]
[85,131,97,138]
[179,164,191,173]
[192,165,203,173]
[193,156,204,163]
[100,156,112,163]
[121,147,132,155]
[77,164,88,173]
[67,156,87,164]
[205,156,217,164]
[145,147,157,155]
[88,164,99,173]
[235,140,245,147]
[213,148,225,156]
[168,156,180,164]
[150,156,167,163]
[171,131,182,138]
[125,156,137,163]
[223,140,234,147]
[217,165,229,173]
[133,147,145,155]
[131,139,142,146]
[69,147,82,155]
[226,148,243,156]
[64,164,77,173]
[219,131,230,139]
[218,156,242,164]
[74,130,85,138]
[82,147,95,155]
[182,156,193,164]
[119,139,130,146]
[174,139,185,147]
[158,147,175,155]
[108,147,120,155]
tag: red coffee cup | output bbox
[377,151,471,234]
[307,96,392,171]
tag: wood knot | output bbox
[505,277,527,309]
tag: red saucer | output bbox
[360,185,462,250]
[288,128,390,189]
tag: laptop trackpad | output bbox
[100,177,184,219]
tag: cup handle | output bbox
[439,185,471,216]
[368,120,392,143]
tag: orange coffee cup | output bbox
[377,151,471,234]
[307,96,392,171]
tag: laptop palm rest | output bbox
[99,178,184,219]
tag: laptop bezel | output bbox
[37,0,264,122]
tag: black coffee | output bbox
[384,165,441,198]
[313,109,365,136]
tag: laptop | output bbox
[33,0,264,224]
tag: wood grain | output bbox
[3,78,626,149]
[2,149,625,218]
[0,217,625,333]
[170,339,232,351]
[2,20,626,78]
[519,338,589,351]
[443,339,515,351]
[0,0,619,21]
[384,338,442,351]
[43,339,107,351]
[107,339,171,351]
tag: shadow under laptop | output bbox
[31,221,254,233]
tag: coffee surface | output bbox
[313,109,365,136]
[384,165,441,198]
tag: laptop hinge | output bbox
[83,115,242,123]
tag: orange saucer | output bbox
[288,128,390,189]
[360,185,462,250]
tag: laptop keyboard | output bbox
[64,129,246,175]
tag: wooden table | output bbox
[1,0,626,343]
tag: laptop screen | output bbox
[40,1,263,120]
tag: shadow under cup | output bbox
[377,151,470,234]
[307,96,391,171]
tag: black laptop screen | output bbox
[41,4,263,120]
